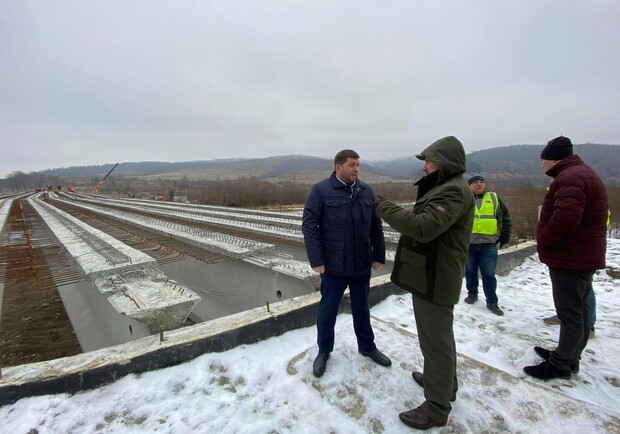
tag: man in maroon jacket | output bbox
[524,136,608,380]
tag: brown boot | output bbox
[399,406,447,430]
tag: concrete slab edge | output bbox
[0,245,535,406]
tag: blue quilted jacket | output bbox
[302,172,385,276]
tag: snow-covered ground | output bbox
[1,240,619,433]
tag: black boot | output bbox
[313,352,330,377]
[523,360,571,380]
[533,346,579,374]
[359,349,392,367]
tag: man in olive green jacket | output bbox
[376,136,474,429]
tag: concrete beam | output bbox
[94,267,201,334]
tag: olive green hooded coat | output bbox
[377,136,474,305]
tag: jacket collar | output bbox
[415,171,440,198]
[546,154,584,178]
[329,171,363,190]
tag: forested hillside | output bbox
[2,144,618,192]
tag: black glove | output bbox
[376,194,386,204]
[498,240,508,249]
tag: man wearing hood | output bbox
[376,136,474,429]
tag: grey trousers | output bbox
[412,294,457,422]
[549,268,594,370]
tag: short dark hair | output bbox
[334,149,360,167]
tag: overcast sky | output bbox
[1,1,619,178]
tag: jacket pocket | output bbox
[360,200,374,222]
[364,238,373,267]
[396,246,428,294]
[323,240,344,274]
[325,200,348,225]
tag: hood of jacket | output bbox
[416,136,467,183]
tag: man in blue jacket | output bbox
[302,149,390,378]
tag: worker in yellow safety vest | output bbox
[464,174,512,316]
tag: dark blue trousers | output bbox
[465,243,499,305]
[316,272,376,353]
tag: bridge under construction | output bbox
[1,191,350,366]
[0,191,538,405]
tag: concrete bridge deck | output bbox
[0,193,537,406]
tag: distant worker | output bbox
[302,149,390,379]
[376,136,474,429]
[524,136,608,380]
[464,174,512,316]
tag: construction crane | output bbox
[91,163,119,194]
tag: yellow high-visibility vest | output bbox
[472,192,498,235]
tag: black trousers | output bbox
[549,268,594,370]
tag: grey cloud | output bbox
[1,1,619,177]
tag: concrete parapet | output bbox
[497,241,537,276]
[0,291,322,405]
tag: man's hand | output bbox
[312,265,325,274]
[376,194,386,204]
[372,261,384,270]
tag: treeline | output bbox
[0,171,65,192]
[113,177,419,208]
[3,172,617,240]
[120,176,617,241]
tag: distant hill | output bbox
[467,143,618,176]
[39,155,414,183]
[465,144,620,185]
[27,143,620,184]
[372,144,619,182]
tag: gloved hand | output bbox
[498,240,508,249]
[376,194,386,204]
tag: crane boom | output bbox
[91,163,119,194]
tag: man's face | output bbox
[469,180,485,195]
[336,157,360,184]
[541,159,558,172]
[423,160,438,175]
